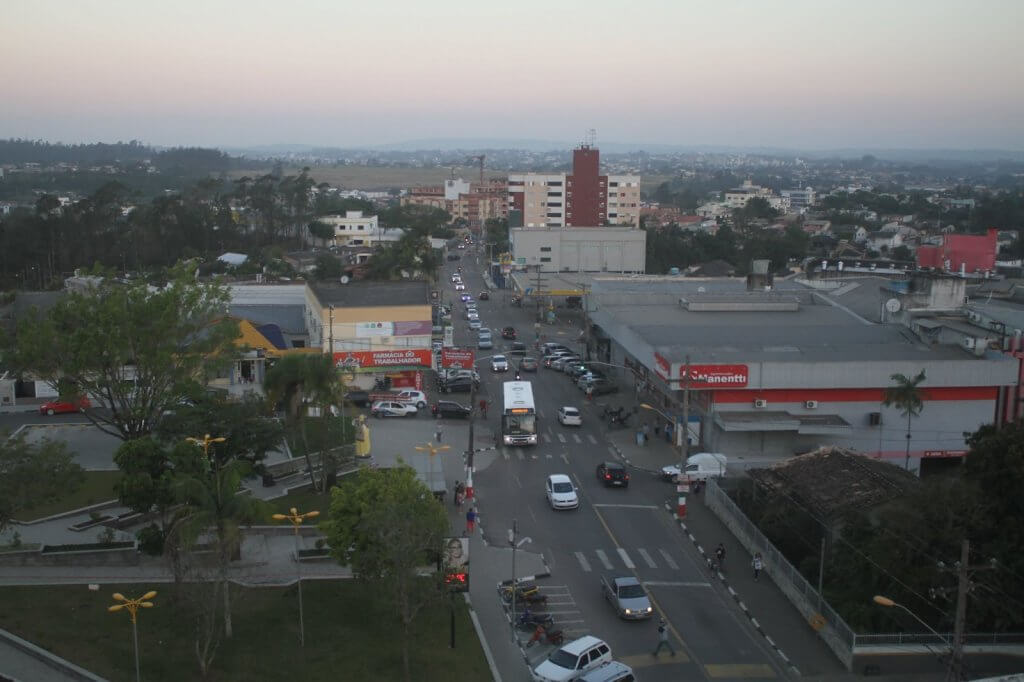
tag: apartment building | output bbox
[319,211,380,246]
[402,179,507,228]
[508,145,640,228]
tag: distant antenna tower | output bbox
[585,128,597,148]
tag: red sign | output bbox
[654,353,671,380]
[922,450,967,459]
[680,364,748,388]
[333,349,432,369]
[441,348,475,369]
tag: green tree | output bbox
[113,437,181,537]
[313,253,343,281]
[12,266,239,441]
[0,432,84,532]
[484,218,509,253]
[883,370,927,471]
[263,354,344,492]
[174,455,268,639]
[322,465,448,682]
[307,220,334,246]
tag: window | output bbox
[548,202,562,207]
[609,181,619,187]
[546,181,563,186]
[540,246,552,252]
[540,257,552,262]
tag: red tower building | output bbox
[565,145,607,227]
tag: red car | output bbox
[502,326,517,340]
[39,397,91,415]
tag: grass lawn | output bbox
[0,581,491,681]
[14,470,122,522]
[267,485,333,516]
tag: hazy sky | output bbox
[4,0,1024,150]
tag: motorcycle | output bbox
[516,609,554,631]
[526,623,564,647]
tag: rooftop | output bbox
[309,280,429,308]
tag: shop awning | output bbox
[714,411,851,434]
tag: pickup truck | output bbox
[599,575,653,620]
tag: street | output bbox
[444,248,789,681]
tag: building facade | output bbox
[319,211,380,247]
[510,226,646,274]
[508,146,640,228]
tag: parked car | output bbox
[596,461,629,487]
[491,355,509,372]
[600,575,653,620]
[501,326,517,340]
[447,253,461,261]
[433,401,472,419]
[519,355,539,372]
[542,342,570,355]
[557,406,582,426]
[552,355,581,371]
[545,474,580,510]
[344,390,370,407]
[439,375,477,393]
[440,368,480,383]
[661,453,728,482]
[478,291,489,300]
[532,636,612,682]
[393,390,428,409]
[371,401,418,418]
[39,397,91,415]
[580,378,619,395]
[579,662,636,682]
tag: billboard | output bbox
[443,536,469,592]
[441,348,475,369]
[681,364,749,388]
[333,349,432,369]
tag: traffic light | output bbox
[446,571,469,593]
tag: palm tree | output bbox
[174,457,268,638]
[883,370,926,471]
[263,354,345,491]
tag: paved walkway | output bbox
[595,413,845,677]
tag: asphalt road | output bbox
[445,251,789,681]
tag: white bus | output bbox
[501,381,537,446]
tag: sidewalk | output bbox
[603,422,845,678]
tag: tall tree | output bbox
[322,465,448,682]
[13,265,239,441]
[883,370,927,471]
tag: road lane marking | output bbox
[591,503,659,509]
[587,434,598,444]
[560,454,569,464]
[574,552,591,572]
[607,445,618,457]
[557,433,566,443]
[637,548,657,568]
[503,449,510,460]
[517,451,524,461]
[705,664,776,678]
[658,548,679,570]
[595,549,614,570]
[573,434,582,443]
[543,434,552,443]
[616,548,635,568]
[643,580,712,588]
[546,454,552,459]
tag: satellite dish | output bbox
[885,298,901,313]
[340,275,351,285]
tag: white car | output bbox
[557,406,582,426]
[393,390,428,409]
[469,319,482,331]
[442,369,480,382]
[370,401,418,418]
[546,474,579,510]
[491,355,508,372]
[532,636,612,682]
[662,453,728,482]
[455,282,465,291]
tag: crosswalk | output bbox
[568,546,692,574]
[535,433,597,445]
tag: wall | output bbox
[510,227,646,274]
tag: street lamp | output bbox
[272,507,321,646]
[108,590,157,682]
[186,434,226,469]
[872,595,958,680]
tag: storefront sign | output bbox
[356,321,394,338]
[333,349,432,369]
[441,348,475,369]
[654,353,671,380]
[922,450,968,458]
[680,364,749,388]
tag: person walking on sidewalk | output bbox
[714,543,726,570]
[752,552,764,581]
[479,399,488,418]
[453,481,463,507]
[465,507,477,535]
[435,423,443,443]
[652,619,675,657]
[642,422,651,444]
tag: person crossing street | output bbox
[652,619,675,657]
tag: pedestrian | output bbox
[480,399,488,418]
[642,422,651,443]
[652,619,675,657]
[635,429,644,447]
[714,543,726,570]
[654,423,660,437]
[752,553,764,581]
[586,385,593,402]
[453,481,462,507]
[665,422,673,443]
[465,507,477,535]
[435,423,443,443]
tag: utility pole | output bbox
[679,355,691,480]
[465,377,477,502]
[949,539,970,682]
[509,519,518,642]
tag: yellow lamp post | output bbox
[415,441,450,502]
[272,507,320,646]
[186,434,226,469]
[108,590,157,682]
[872,595,957,679]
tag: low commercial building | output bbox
[509,226,646,274]
[586,274,1017,472]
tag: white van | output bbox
[661,452,727,482]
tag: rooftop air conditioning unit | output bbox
[754,399,768,409]
[805,400,818,409]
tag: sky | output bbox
[4,0,1024,151]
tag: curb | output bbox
[0,627,107,681]
[465,593,503,682]
[672,510,801,676]
[606,440,663,476]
